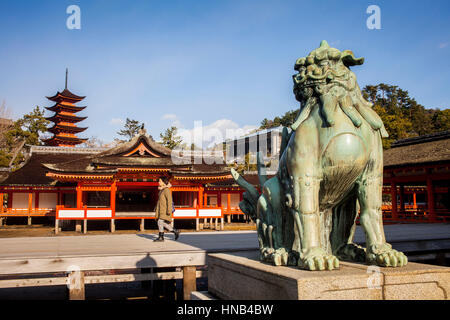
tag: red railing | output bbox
[0,208,56,217]
[381,209,450,224]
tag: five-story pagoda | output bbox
[43,69,88,147]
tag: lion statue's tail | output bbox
[231,150,272,221]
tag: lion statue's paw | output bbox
[260,247,289,266]
[336,243,366,262]
[366,243,408,267]
[298,247,340,271]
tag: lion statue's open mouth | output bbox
[292,40,388,136]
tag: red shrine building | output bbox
[381,131,450,223]
[0,130,244,232]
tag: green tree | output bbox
[5,106,49,146]
[0,106,49,167]
[260,118,271,129]
[259,109,297,130]
[363,83,450,146]
[159,126,182,150]
[117,118,142,140]
[373,105,412,148]
[432,109,450,131]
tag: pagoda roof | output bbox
[46,88,85,103]
[48,124,88,134]
[45,103,87,113]
[42,135,88,146]
[46,113,87,123]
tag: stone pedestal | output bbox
[207,251,450,300]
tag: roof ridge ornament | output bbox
[138,123,146,136]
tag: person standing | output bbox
[154,176,180,242]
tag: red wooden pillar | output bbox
[390,182,398,220]
[0,193,3,214]
[7,192,12,209]
[35,192,40,212]
[427,177,436,221]
[413,191,417,210]
[110,181,116,217]
[28,192,33,214]
[198,186,204,208]
[76,183,83,208]
[226,192,231,223]
[399,185,405,213]
[204,192,208,208]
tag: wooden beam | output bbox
[0,270,207,289]
[0,253,207,275]
[75,220,82,233]
[67,270,85,300]
[55,219,59,235]
[0,276,67,288]
[183,266,197,300]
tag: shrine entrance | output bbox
[115,188,159,214]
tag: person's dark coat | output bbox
[155,187,173,222]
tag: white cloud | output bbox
[438,42,449,49]
[162,113,182,128]
[177,119,258,149]
[162,113,177,120]
[109,118,125,126]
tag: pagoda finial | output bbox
[65,68,68,89]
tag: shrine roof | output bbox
[0,146,105,186]
[384,131,450,168]
[38,130,230,179]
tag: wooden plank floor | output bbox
[0,224,448,275]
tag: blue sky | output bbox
[0,0,449,144]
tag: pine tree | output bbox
[117,118,142,140]
[159,126,182,150]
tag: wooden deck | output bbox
[0,224,449,299]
